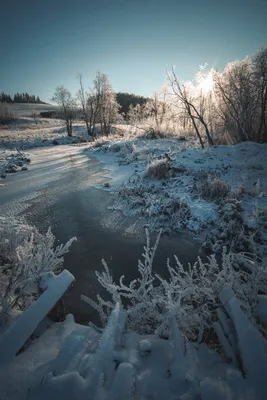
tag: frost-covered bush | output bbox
[195,172,230,201]
[0,217,76,325]
[0,150,31,178]
[145,159,171,180]
[82,229,267,341]
[118,182,191,232]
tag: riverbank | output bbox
[85,135,267,256]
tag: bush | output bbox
[195,172,230,201]
[82,229,267,341]
[0,103,13,125]
[0,217,76,325]
[145,159,171,180]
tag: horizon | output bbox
[1,0,267,103]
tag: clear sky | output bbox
[1,0,267,102]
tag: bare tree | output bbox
[96,72,121,135]
[143,87,173,134]
[213,59,259,142]
[77,73,91,136]
[77,72,120,138]
[52,85,76,136]
[168,69,214,147]
[253,47,267,143]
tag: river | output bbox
[0,145,204,325]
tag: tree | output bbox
[0,93,12,103]
[52,85,76,136]
[85,72,121,137]
[76,73,91,136]
[168,69,214,148]
[0,217,76,326]
[143,86,173,135]
[253,47,267,143]
[96,72,121,135]
[214,58,258,143]
[116,92,149,117]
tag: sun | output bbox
[199,71,214,94]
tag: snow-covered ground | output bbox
[0,149,31,180]
[0,103,92,151]
[0,119,90,150]
[1,297,267,400]
[85,134,267,255]
[9,102,59,118]
[1,116,267,398]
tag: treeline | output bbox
[116,93,149,116]
[127,47,267,146]
[0,92,45,104]
[52,72,151,137]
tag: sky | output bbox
[1,0,267,102]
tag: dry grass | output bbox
[195,171,231,201]
[145,159,171,180]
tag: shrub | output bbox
[82,229,267,341]
[195,172,231,201]
[0,217,76,325]
[145,159,171,180]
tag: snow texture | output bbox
[81,229,267,345]
[0,149,31,179]
[0,297,263,399]
[0,118,90,150]
[86,136,267,255]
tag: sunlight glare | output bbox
[199,71,214,94]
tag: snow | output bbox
[1,122,267,398]
[219,286,267,397]
[108,362,134,400]
[8,103,59,118]
[0,119,90,150]
[0,295,266,399]
[89,151,136,191]
[85,136,267,254]
[0,314,78,400]
[139,338,152,355]
[0,270,74,366]
[0,149,31,179]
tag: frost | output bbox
[0,149,30,178]
[86,137,267,255]
[0,217,76,325]
[139,339,152,355]
[82,229,267,341]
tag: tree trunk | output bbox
[187,107,204,149]
[66,120,72,137]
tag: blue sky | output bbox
[1,0,266,102]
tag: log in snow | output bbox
[0,269,74,366]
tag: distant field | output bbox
[9,103,59,117]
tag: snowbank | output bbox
[86,136,267,254]
[0,149,31,179]
[1,299,266,399]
